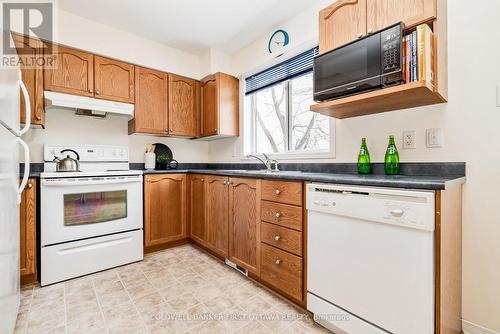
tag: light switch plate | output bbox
[426,128,443,148]
[402,131,416,149]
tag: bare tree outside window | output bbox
[248,72,330,154]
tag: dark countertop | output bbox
[142,169,465,190]
[21,162,466,190]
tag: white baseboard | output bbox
[463,320,500,334]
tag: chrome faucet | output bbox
[247,153,279,172]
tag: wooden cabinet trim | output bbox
[322,0,362,19]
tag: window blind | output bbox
[245,46,319,95]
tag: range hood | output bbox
[44,91,134,118]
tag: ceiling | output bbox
[58,0,317,54]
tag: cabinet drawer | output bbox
[261,243,303,301]
[261,222,302,256]
[261,200,302,231]
[262,180,303,206]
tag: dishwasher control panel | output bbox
[306,183,435,231]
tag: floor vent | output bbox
[225,259,248,276]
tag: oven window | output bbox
[64,190,127,226]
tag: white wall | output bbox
[22,9,208,163]
[207,0,500,332]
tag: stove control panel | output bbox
[44,145,130,162]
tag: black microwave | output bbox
[313,22,404,102]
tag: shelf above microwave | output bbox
[310,80,446,119]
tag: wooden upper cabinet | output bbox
[12,35,45,127]
[144,174,187,247]
[20,179,36,285]
[168,74,199,137]
[228,178,261,275]
[44,45,94,97]
[94,56,135,103]
[201,72,239,138]
[201,74,218,136]
[190,174,207,244]
[206,175,229,258]
[367,0,436,32]
[129,67,168,135]
[319,0,367,54]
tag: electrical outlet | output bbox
[403,131,416,149]
[426,128,443,148]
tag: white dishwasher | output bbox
[306,183,435,334]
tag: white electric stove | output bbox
[40,145,144,286]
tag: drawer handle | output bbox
[275,189,281,195]
[274,235,281,241]
[275,258,282,265]
[275,212,281,218]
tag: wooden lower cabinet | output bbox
[205,175,230,258]
[144,174,187,249]
[20,179,37,285]
[189,174,207,244]
[261,243,303,301]
[228,178,261,275]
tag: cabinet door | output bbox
[168,74,199,137]
[44,45,94,97]
[129,67,168,135]
[319,0,367,54]
[228,178,261,275]
[190,175,207,244]
[201,74,218,136]
[20,179,36,280]
[206,175,229,258]
[94,56,135,103]
[12,35,45,127]
[367,0,436,32]
[144,174,187,247]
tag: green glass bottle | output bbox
[357,138,372,174]
[384,135,400,175]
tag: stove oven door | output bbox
[41,175,143,246]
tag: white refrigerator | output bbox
[0,32,32,334]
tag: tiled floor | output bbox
[15,244,330,334]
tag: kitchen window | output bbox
[244,47,334,158]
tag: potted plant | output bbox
[156,154,170,170]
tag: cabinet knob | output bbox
[223,180,227,185]
[27,183,33,189]
[357,33,363,39]
[170,129,173,132]
[89,89,93,94]
[367,29,373,34]
[275,258,282,265]
[275,212,281,218]
[274,235,281,241]
[96,90,100,95]
[213,128,217,132]
[275,189,281,195]
[201,178,205,182]
[165,129,169,132]
[35,116,41,120]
